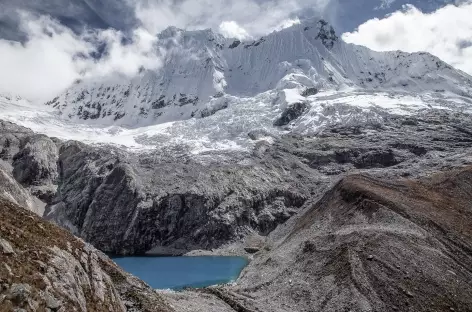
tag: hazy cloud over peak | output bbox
[342,2,472,75]
[0,12,160,101]
[132,0,327,37]
[218,21,252,40]
[0,0,330,101]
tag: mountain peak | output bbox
[310,19,339,49]
[44,17,472,128]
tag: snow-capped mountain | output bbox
[47,19,472,128]
[1,18,472,154]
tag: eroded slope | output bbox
[0,198,174,312]
[225,167,472,312]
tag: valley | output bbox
[1,17,472,312]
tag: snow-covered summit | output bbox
[45,18,472,128]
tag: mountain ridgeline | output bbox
[45,19,472,127]
[1,13,472,312]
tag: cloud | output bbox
[0,12,160,102]
[132,0,328,37]
[218,21,251,40]
[342,3,472,75]
[88,27,162,78]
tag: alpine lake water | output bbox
[112,256,249,290]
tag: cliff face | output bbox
[0,120,59,215]
[0,197,174,312]
[45,141,312,255]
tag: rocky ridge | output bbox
[47,108,472,255]
[1,107,472,311]
[217,166,472,312]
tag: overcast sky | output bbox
[0,0,470,101]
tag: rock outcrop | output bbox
[0,168,40,215]
[46,141,311,255]
[273,102,309,127]
[12,134,58,187]
[0,197,174,312]
[0,120,59,207]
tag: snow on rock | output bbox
[1,19,472,153]
[46,19,472,127]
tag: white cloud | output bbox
[275,17,301,32]
[218,21,251,40]
[0,12,161,102]
[0,14,91,101]
[133,0,328,37]
[88,27,162,78]
[342,3,472,75]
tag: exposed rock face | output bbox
[0,120,33,163]
[0,120,59,206]
[46,141,312,255]
[301,87,318,97]
[217,167,472,312]
[12,135,58,187]
[0,168,40,215]
[313,19,338,49]
[0,198,174,312]
[273,102,309,127]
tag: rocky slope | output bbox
[0,167,41,215]
[2,126,472,311]
[0,197,174,312]
[2,115,472,311]
[199,166,472,312]
[45,108,472,255]
[0,104,470,257]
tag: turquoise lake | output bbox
[112,256,248,290]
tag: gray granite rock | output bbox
[12,134,58,187]
[226,167,472,312]
[0,237,14,255]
